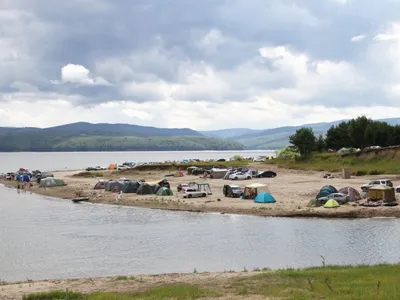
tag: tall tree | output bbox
[289,128,316,157]
[316,134,326,152]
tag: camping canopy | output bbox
[254,192,276,203]
[156,187,173,196]
[137,183,154,195]
[317,185,338,199]
[368,186,396,202]
[338,187,361,201]
[324,199,340,208]
[243,183,269,199]
[17,174,30,182]
[123,180,140,193]
[189,182,212,195]
[39,177,65,187]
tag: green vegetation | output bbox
[23,265,400,300]
[289,128,316,157]
[0,122,246,151]
[267,152,400,174]
[72,172,103,178]
[326,116,400,150]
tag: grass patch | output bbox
[23,265,400,300]
[23,290,83,300]
[266,151,400,174]
[232,264,400,300]
[72,172,103,178]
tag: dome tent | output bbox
[156,187,173,196]
[254,192,276,203]
[123,180,140,193]
[338,187,361,201]
[317,185,338,199]
[137,183,154,195]
[324,199,340,208]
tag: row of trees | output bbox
[289,116,400,157]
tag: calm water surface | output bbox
[0,150,275,173]
[1,186,399,282]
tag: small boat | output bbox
[71,197,89,203]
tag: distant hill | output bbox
[201,117,400,150]
[0,122,246,152]
[199,128,263,139]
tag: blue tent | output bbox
[254,192,276,203]
[17,174,30,182]
[316,185,337,199]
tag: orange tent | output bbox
[108,164,116,170]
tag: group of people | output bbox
[17,182,33,193]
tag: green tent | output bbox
[324,199,340,208]
[137,183,154,195]
[307,198,323,207]
[156,187,173,196]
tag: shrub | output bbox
[355,170,367,176]
[368,169,382,175]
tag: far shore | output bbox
[2,165,400,218]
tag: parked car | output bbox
[229,172,252,180]
[361,179,393,192]
[183,188,207,198]
[223,184,244,198]
[318,193,350,204]
[253,156,267,162]
[256,171,277,178]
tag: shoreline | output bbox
[2,264,400,299]
[2,167,400,219]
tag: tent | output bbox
[137,183,154,195]
[254,192,276,203]
[17,174,30,182]
[94,180,106,190]
[156,187,173,196]
[243,183,269,199]
[108,164,117,170]
[188,182,212,195]
[211,168,229,179]
[39,177,65,188]
[174,171,184,177]
[368,186,396,202]
[307,198,323,207]
[324,199,340,208]
[150,184,161,194]
[122,180,140,193]
[317,185,338,199]
[338,187,361,201]
[105,181,125,192]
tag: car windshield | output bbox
[231,187,241,190]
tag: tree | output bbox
[316,134,326,152]
[289,128,316,157]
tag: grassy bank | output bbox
[266,152,400,175]
[21,264,400,300]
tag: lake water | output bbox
[0,150,275,173]
[1,185,399,282]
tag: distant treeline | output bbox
[0,135,246,152]
[325,116,400,150]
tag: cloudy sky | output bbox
[1,0,400,130]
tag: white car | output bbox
[361,179,393,192]
[183,188,207,198]
[229,172,252,180]
[253,156,266,162]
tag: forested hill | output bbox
[0,122,246,151]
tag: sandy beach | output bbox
[0,271,264,300]
[2,165,400,218]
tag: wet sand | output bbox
[2,166,400,218]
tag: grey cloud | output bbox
[1,0,400,108]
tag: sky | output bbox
[1,0,400,130]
